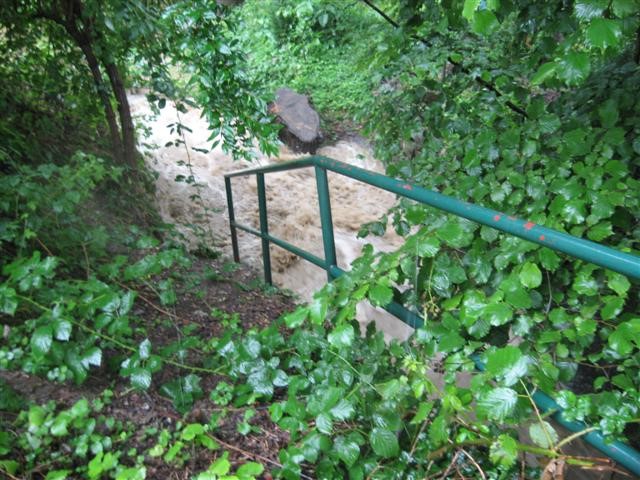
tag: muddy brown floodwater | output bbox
[129,94,412,340]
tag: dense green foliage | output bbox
[1,0,640,479]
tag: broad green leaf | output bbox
[53,319,72,341]
[608,319,640,355]
[0,286,18,315]
[315,412,333,434]
[368,284,393,307]
[559,52,591,85]
[482,303,513,326]
[485,346,528,386]
[416,236,440,257]
[529,421,559,449]
[472,10,499,35]
[115,467,146,480]
[490,434,518,467]
[477,387,518,420]
[31,325,53,355]
[139,339,152,360]
[519,262,542,288]
[369,428,399,458]
[209,454,231,475]
[237,462,264,478]
[181,423,205,441]
[575,0,608,20]
[334,436,360,467]
[531,62,557,85]
[46,471,71,480]
[587,18,622,50]
[328,324,355,348]
[607,272,630,296]
[462,0,481,20]
[283,307,308,328]
[612,0,640,17]
[428,414,449,447]
[309,297,328,324]
[330,399,355,420]
[130,368,152,390]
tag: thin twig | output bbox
[210,434,314,480]
[360,0,528,118]
[460,449,487,480]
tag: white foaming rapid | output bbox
[129,94,413,340]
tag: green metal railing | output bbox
[224,155,640,475]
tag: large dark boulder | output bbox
[271,88,322,153]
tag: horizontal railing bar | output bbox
[225,156,640,474]
[224,158,316,178]
[226,156,640,280]
[233,222,327,270]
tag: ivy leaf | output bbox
[490,434,518,467]
[369,428,399,458]
[587,18,622,50]
[31,325,53,355]
[334,436,360,467]
[608,319,640,355]
[519,262,542,289]
[477,387,518,421]
[529,421,559,449]
[328,324,355,348]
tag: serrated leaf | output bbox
[575,0,608,20]
[531,62,557,85]
[139,339,151,360]
[237,462,264,478]
[330,399,355,420]
[485,346,529,386]
[529,421,559,449]
[54,319,72,341]
[478,387,518,421]
[482,302,513,326]
[130,368,152,390]
[284,307,308,328]
[368,284,393,307]
[559,52,591,85]
[490,434,518,467]
[328,324,355,348]
[309,297,328,324]
[334,436,360,467]
[607,272,630,296]
[416,236,440,257]
[369,428,399,458]
[31,325,53,355]
[0,286,18,315]
[519,262,542,288]
[587,18,622,50]
[315,412,333,434]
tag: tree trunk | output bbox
[104,62,137,170]
[73,35,125,163]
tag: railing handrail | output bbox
[224,154,640,475]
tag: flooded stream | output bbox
[130,94,412,340]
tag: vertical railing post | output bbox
[256,173,272,285]
[224,177,240,263]
[315,166,337,281]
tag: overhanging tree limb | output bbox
[361,0,528,119]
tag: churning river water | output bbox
[129,94,413,340]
